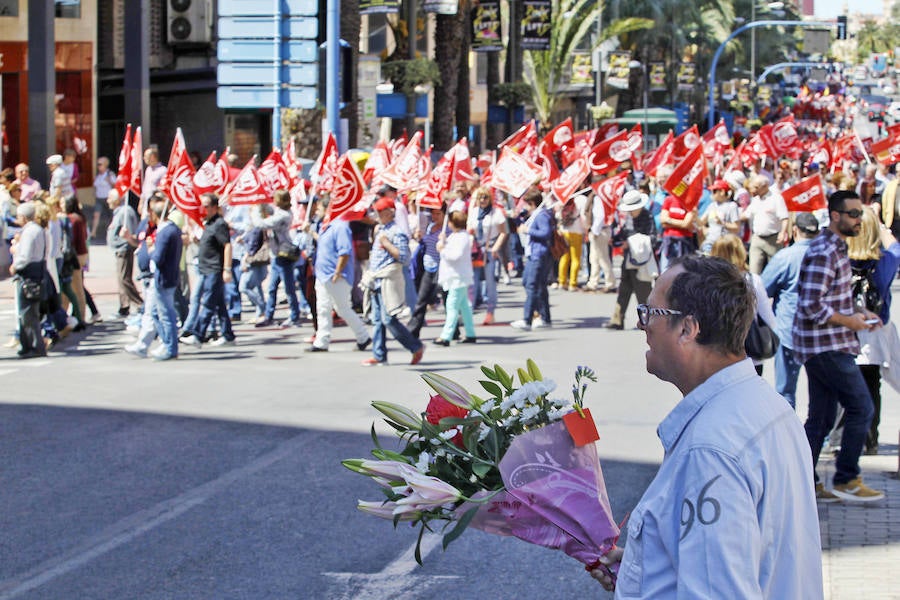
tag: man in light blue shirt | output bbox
[592,255,822,599]
[761,213,819,408]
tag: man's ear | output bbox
[678,315,700,345]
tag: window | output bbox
[55,0,80,19]
[0,0,17,17]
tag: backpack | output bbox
[851,261,883,315]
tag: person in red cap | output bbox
[359,196,425,366]
[699,179,740,254]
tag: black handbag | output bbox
[745,315,779,360]
[21,279,43,301]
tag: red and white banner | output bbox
[663,143,708,212]
[129,126,143,198]
[491,147,543,198]
[872,129,900,166]
[166,144,203,226]
[193,151,229,196]
[542,117,575,154]
[225,157,269,205]
[325,154,368,223]
[672,124,701,163]
[537,140,560,185]
[363,140,392,186]
[448,138,474,185]
[758,116,800,159]
[114,123,133,198]
[551,157,590,203]
[588,129,635,175]
[378,131,424,192]
[781,175,827,212]
[159,128,187,195]
[591,172,629,224]
[419,149,456,209]
[258,150,291,196]
[309,132,339,193]
[642,130,674,178]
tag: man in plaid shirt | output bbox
[793,190,884,503]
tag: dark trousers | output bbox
[615,268,652,315]
[522,252,551,325]
[804,351,874,485]
[17,281,45,355]
[115,248,144,312]
[189,272,235,342]
[407,269,440,339]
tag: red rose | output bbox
[425,394,468,447]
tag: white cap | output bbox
[45,154,63,166]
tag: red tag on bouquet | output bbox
[563,408,600,446]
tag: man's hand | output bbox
[589,546,624,592]
[223,269,233,283]
[844,312,878,331]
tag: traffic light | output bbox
[167,0,212,45]
[836,15,847,40]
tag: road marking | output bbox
[0,369,18,377]
[323,532,460,599]
[0,434,307,599]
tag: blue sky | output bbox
[814,0,883,18]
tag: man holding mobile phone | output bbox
[793,190,884,503]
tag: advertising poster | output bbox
[521,0,552,50]
[472,1,502,52]
[606,51,631,90]
[360,0,400,15]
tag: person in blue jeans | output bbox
[181,193,235,348]
[361,196,424,366]
[148,195,183,361]
[761,213,820,408]
[511,189,553,331]
[254,192,302,328]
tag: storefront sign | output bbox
[521,0,551,50]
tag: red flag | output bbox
[551,157,591,203]
[492,147,543,198]
[389,132,408,159]
[642,131,674,178]
[499,121,536,152]
[129,126,143,197]
[871,131,900,166]
[159,128,187,195]
[537,140,560,185]
[591,172,629,224]
[193,151,229,196]
[363,140,392,186]
[702,120,731,167]
[449,138,474,185]
[781,175,827,212]
[542,117,575,154]
[663,143,708,212]
[225,157,269,205]
[806,139,835,171]
[326,154,368,223]
[476,151,494,173]
[309,133,339,193]
[379,131,424,192]
[418,146,433,185]
[627,124,643,171]
[595,122,620,142]
[166,145,203,227]
[289,179,309,228]
[588,129,634,175]
[114,124,133,197]
[258,150,291,196]
[419,149,456,208]
[758,116,800,159]
[672,124,701,163]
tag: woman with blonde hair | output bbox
[844,206,900,453]
[710,233,777,375]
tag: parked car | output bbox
[861,94,891,121]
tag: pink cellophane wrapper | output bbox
[466,419,619,567]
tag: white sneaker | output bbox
[126,324,140,333]
[149,345,173,360]
[209,337,235,347]
[532,319,552,329]
[181,334,202,348]
[510,320,531,331]
[124,343,147,358]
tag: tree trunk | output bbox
[433,12,464,151]
[340,0,361,148]
[485,51,503,150]
[455,7,471,150]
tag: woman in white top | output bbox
[466,186,508,324]
[555,192,588,289]
[434,211,477,345]
[710,234,777,375]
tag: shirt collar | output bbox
[821,227,846,253]
[657,358,759,453]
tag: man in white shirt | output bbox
[585,191,616,292]
[141,147,167,213]
[741,174,789,274]
[9,203,48,358]
[46,154,75,200]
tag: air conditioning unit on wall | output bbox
[167,0,212,45]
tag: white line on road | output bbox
[0,434,308,599]
[323,531,460,599]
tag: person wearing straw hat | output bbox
[606,190,657,330]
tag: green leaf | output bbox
[370,424,383,450]
[517,368,532,385]
[526,359,543,381]
[414,523,427,565]
[495,365,513,390]
[371,449,411,463]
[472,462,492,478]
[443,507,479,550]
[439,416,483,428]
[479,380,503,399]
[480,365,499,381]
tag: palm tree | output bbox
[523,0,652,126]
[433,4,470,150]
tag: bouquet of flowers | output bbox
[343,360,620,575]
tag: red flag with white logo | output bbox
[663,143,708,212]
[114,123,133,198]
[326,154,368,223]
[591,172,629,225]
[379,131,424,192]
[448,138,474,185]
[672,124,701,163]
[781,175,827,212]
[871,130,900,166]
[758,116,800,159]
[642,130,674,178]
[588,129,635,175]
[419,148,456,209]
[225,157,269,205]
[258,150,291,196]
[389,132,408,159]
[551,157,591,203]
[193,151,229,196]
[492,147,543,198]
[542,117,575,155]
[805,139,835,171]
[159,128,187,195]
[166,145,203,227]
[363,140,392,186]
[129,126,143,198]
[537,140,560,185]
[309,132,339,193]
